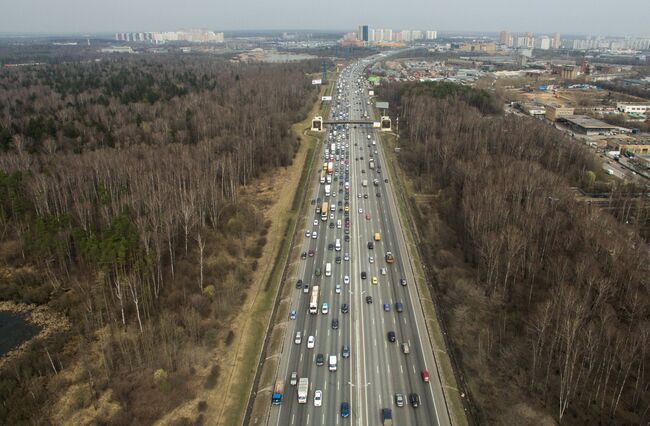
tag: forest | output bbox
[0,55,320,424]
[383,81,650,424]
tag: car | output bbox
[335,284,341,294]
[344,235,350,242]
[316,353,324,366]
[421,369,430,383]
[372,276,378,285]
[315,268,321,277]
[295,331,302,344]
[395,393,405,407]
[328,243,334,251]
[306,230,311,237]
[344,253,350,261]
[296,279,303,289]
[396,302,404,313]
[303,284,309,294]
[341,402,350,418]
[329,222,335,229]
[311,199,316,205]
[383,303,390,312]
[344,205,350,212]
[357,193,362,198]
[377,193,381,197]
[361,169,365,173]
[400,278,407,286]
[361,271,367,279]
[301,252,307,259]
[358,208,363,214]
[364,193,368,199]
[342,344,350,358]
[388,331,396,342]
[332,318,339,329]
[384,178,389,183]
[366,296,373,304]
[402,342,410,354]
[341,303,349,314]
[308,249,315,257]
[322,303,329,314]
[312,231,318,239]
[368,255,374,264]
[314,390,322,407]
[336,256,341,264]
[368,241,374,249]
[290,310,297,320]
[313,219,319,226]
[365,213,371,220]
[409,393,420,408]
[290,372,298,386]
[380,267,387,275]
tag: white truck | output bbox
[329,355,338,372]
[297,378,309,404]
[362,179,368,187]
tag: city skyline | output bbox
[1,0,649,37]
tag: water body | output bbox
[0,311,40,357]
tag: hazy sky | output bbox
[2,0,649,37]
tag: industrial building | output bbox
[558,115,623,135]
[616,102,650,114]
[545,105,575,121]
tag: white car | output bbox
[312,231,318,239]
[314,390,322,407]
[358,208,363,214]
[344,275,350,285]
[369,256,374,264]
[335,284,341,294]
[307,335,315,349]
[295,332,302,345]
[380,267,387,275]
[313,219,319,226]
[344,253,350,261]
[322,303,329,315]
[306,230,311,237]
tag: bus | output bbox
[309,286,320,314]
[320,170,326,184]
[321,202,329,221]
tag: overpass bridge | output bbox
[311,116,391,132]
[322,120,374,125]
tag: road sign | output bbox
[376,101,389,109]
[312,79,322,85]
[322,96,332,101]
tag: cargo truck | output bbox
[369,159,375,170]
[272,380,284,405]
[297,378,309,404]
[327,162,334,174]
[321,202,329,221]
[320,170,326,184]
[362,179,368,187]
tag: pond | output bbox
[0,311,41,357]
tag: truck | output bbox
[321,202,329,221]
[381,408,393,425]
[320,170,326,184]
[297,378,309,404]
[309,286,320,314]
[369,159,375,170]
[327,161,334,174]
[362,179,368,187]
[385,251,395,264]
[272,380,284,405]
[329,355,338,371]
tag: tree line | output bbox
[383,81,650,424]
[0,55,320,423]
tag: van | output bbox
[325,263,332,277]
[329,355,338,371]
[335,239,341,251]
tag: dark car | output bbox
[329,222,335,229]
[384,178,389,183]
[368,241,374,249]
[328,243,334,250]
[388,331,396,342]
[345,235,350,242]
[364,193,368,199]
[361,271,367,279]
[316,353,324,366]
[409,393,420,408]
[396,302,404,313]
[366,296,373,304]
[332,318,339,329]
[342,344,350,358]
[376,193,381,197]
[336,256,342,264]
[341,303,349,314]
[311,199,316,205]
[315,268,321,277]
[341,402,350,418]
[296,279,303,289]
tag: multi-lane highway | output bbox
[268,57,450,425]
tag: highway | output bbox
[268,57,451,425]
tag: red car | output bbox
[365,213,371,221]
[308,249,315,257]
[421,369,430,383]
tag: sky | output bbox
[1,0,649,37]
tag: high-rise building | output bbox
[535,36,551,50]
[425,30,437,40]
[361,25,369,42]
[552,32,561,49]
[499,30,513,47]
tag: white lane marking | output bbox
[322,413,325,424]
[374,338,377,347]
[292,414,295,425]
[400,365,403,374]
[306,413,310,425]
[300,353,303,363]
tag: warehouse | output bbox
[558,115,625,136]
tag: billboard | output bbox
[321,96,332,101]
[368,90,374,96]
[372,122,381,128]
[376,101,389,109]
[312,79,322,85]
